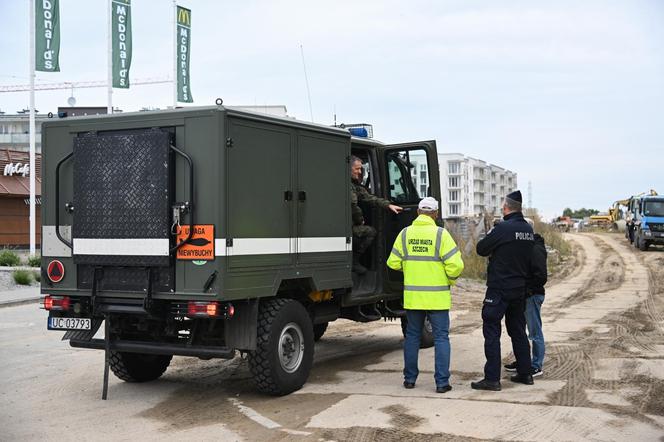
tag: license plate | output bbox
[48,317,91,331]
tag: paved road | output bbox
[1,233,663,441]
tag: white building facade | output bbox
[439,153,517,218]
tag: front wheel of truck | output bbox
[249,298,314,396]
[109,351,172,382]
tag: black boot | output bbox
[510,373,534,385]
[470,379,501,391]
[352,253,367,274]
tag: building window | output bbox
[449,190,459,202]
[449,204,459,215]
[420,184,427,195]
[421,164,427,172]
[449,176,459,188]
[420,171,427,182]
[448,162,460,174]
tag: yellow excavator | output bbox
[589,198,630,231]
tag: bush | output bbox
[13,270,32,285]
[33,271,41,283]
[0,250,20,267]
[454,237,487,281]
[27,255,41,267]
[532,215,571,256]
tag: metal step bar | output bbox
[70,338,236,359]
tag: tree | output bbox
[561,207,600,219]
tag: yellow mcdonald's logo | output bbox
[177,7,191,26]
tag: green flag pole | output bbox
[29,0,37,257]
[107,0,113,113]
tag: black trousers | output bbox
[482,288,531,381]
[352,224,376,254]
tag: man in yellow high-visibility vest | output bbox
[387,197,464,393]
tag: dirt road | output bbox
[1,233,663,441]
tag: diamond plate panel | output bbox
[73,129,171,266]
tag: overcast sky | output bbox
[1,0,663,219]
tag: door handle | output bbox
[284,190,293,201]
[298,191,307,202]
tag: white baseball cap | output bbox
[418,197,439,211]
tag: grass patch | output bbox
[27,255,41,267]
[13,269,32,285]
[33,271,41,283]
[454,237,487,280]
[0,250,20,267]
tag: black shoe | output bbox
[504,361,517,372]
[470,379,501,391]
[352,257,368,275]
[403,381,415,389]
[510,373,534,385]
[436,385,452,394]
[531,368,543,377]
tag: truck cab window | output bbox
[386,148,429,203]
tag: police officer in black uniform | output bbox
[471,190,535,391]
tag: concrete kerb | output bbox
[0,287,42,307]
[0,296,41,308]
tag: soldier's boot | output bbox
[352,253,368,275]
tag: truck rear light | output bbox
[186,301,234,318]
[187,301,219,317]
[43,295,71,311]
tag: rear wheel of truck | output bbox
[313,322,328,342]
[639,238,649,251]
[401,315,435,348]
[249,298,314,396]
[109,351,172,382]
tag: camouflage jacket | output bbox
[351,181,391,226]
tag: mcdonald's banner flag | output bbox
[176,5,193,103]
[111,0,132,88]
[36,0,61,72]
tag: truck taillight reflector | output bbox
[43,295,71,311]
[187,301,219,317]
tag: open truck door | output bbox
[377,140,440,293]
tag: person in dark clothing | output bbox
[350,156,402,274]
[471,190,535,391]
[505,232,547,376]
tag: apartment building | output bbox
[440,153,517,218]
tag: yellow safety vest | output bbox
[387,215,464,310]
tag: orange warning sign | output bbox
[177,224,215,260]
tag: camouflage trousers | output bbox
[352,224,377,254]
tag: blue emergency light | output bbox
[348,127,369,138]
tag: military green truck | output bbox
[40,104,441,397]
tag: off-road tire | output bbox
[249,298,314,396]
[401,315,435,348]
[109,351,172,382]
[313,322,328,342]
[639,237,649,251]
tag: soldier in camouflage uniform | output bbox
[351,156,403,274]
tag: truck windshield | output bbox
[644,200,664,217]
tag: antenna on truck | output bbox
[300,44,314,122]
